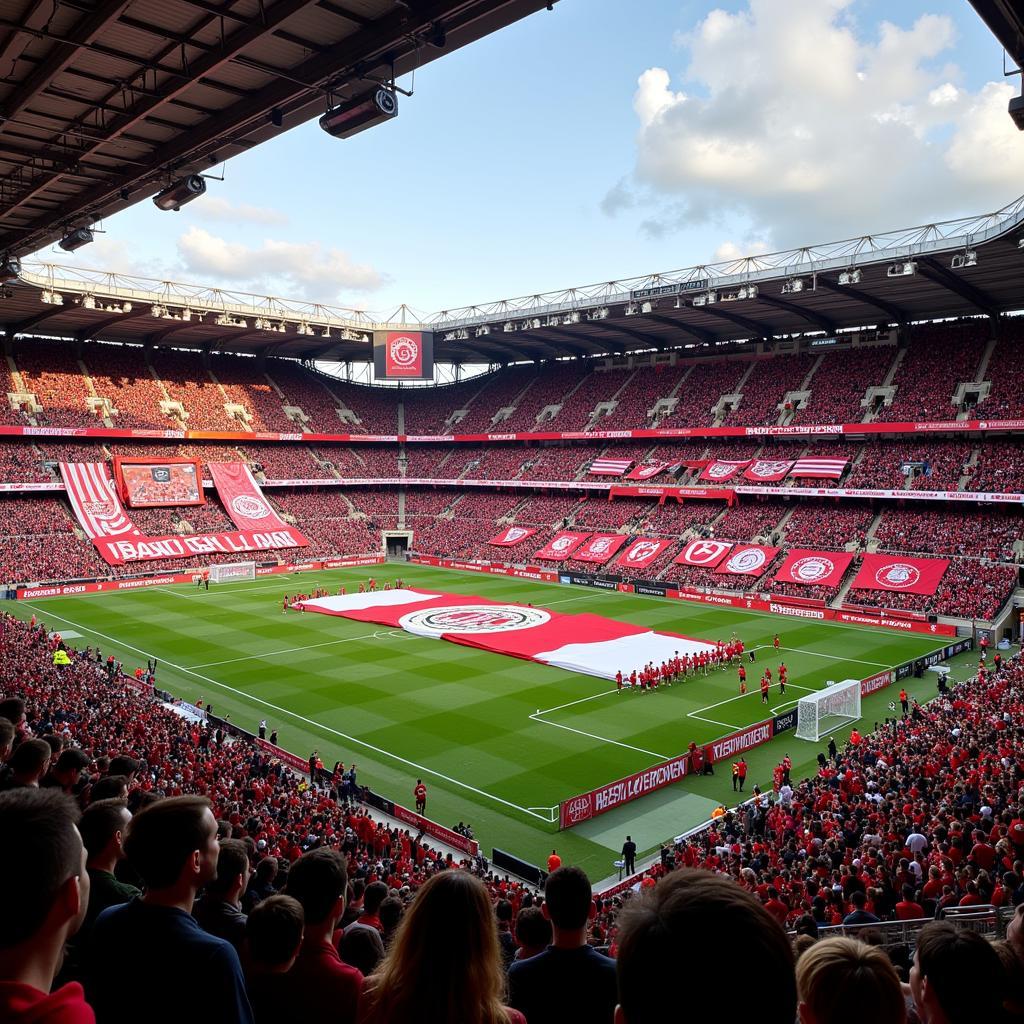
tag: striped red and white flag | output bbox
[588,458,633,476]
[789,457,848,479]
[59,462,140,539]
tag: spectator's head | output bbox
[359,871,506,1024]
[123,795,218,895]
[252,856,278,889]
[542,866,594,940]
[379,896,403,937]
[910,921,1005,1024]
[794,914,819,940]
[514,905,552,958]
[0,789,88,983]
[245,895,303,973]
[79,798,131,866]
[285,847,348,931]
[993,939,1024,1020]
[90,774,128,803]
[616,870,796,1024]
[206,838,250,903]
[796,937,905,1024]
[50,747,89,787]
[850,890,867,909]
[107,755,140,781]
[0,717,15,760]
[0,697,25,728]
[363,880,388,916]
[8,738,51,786]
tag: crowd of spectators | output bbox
[722,354,815,427]
[977,321,1024,420]
[874,508,1021,562]
[792,346,896,424]
[658,360,748,428]
[782,505,874,549]
[13,341,99,429]
[713,501,786,541]
[498,364,591,433]
[452,366,539,434]
[243,444,331,481]
[969,444,1024,496]
[550,368,632,431]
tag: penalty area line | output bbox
[528,713,671,760]
[19,602,553,824]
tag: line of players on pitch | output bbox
[282,578,404,611]
[614,634,788,703]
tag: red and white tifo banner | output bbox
[772,549,854,587]
[588,458,633,476]
[572,533,628,564]
[559,753,689,829]
[488,526,538,547]
[625,462,668,481]
[293,589,717,681]
[615,537,673,569]
[673,539,733,568]
[789,457,848,479]
[699,459,751,482]
[715,544,780,577]
[851,553,950,595]
[59,462,141,544]
[743,459,794,482]
[534,531,591,560]
[208,462,307,542]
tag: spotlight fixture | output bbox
[152,174,206,212]
[81,294,96,309]
[886,261,917,278]
[587,307,609,321]
[838,269,861,286]
[58,227,94,252]
[150,303,167,318]
[950,250,977,270]
[562,311,580,325]
[215,313,247,328]
[475,325,490,336]
[40,289,64,305]
[503,321,515,333]
[0,255,21,283]
[624,303,639,316]
[319,88,398,140]
[781,278,805,294]
[296,321,315,336]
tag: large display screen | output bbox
[372,330,434,381]
[113,456,206,508]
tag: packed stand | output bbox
[14,341,99,428]
[600,363,693,430]
[658,360,748,428]
[149,350,239,431]
[713,501,786,541]
[0,442,51,483]
[243,444,332,481]
[498,363,588,433]
[874,508,1021,562]
[447,365,539,434]
[967,443,1024,495]
[401,377,490,434]
[552,368,632,431]
[210,357,297,433]
[976,319,1024,420]
[722,354,815,427]
[461,447,531,481]
[791,345,896,424]
[265,362,346,433]
[82,343,173,430]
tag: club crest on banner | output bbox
[626,540,659,563]
[707,463,734,479]
[726,548,766,573]
[553,535,576,552]
[231,494,271,519]
[389,334,420,368]
[790,556,835,582]
[683,540,731,565]
[399,605,551,637]
[874,562,921,589]
[749,461,791,478]
[589,537,613,553]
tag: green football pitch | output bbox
[10,564,959,881]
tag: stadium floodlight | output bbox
[838,269,861,285]
[321,327,331,338]
[319,87,398,139]
[1019,238,1024,250]
[152,174,206,212]
[58,227,94,252]
[544,315,561,327]
[886,261,917,277]
[781,278,805,294]
[587,307,609,321]
[296,322,315,336]
[80,294,96,309]
[150,303,167,318]
[737,285,758,300]
[502,321,515,332]
[950,250,977,270]
[624,303,639,316]
[40,289,64,305]
[215,313,247,328]
[562,312,580,325]
[0,255,20,283]
[475,325,490,336]
[253,317,272,330]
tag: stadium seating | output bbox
[83,343,171,429]
[14,340,100,428]
[550,367,632,430]
[658,360,748,427]
[722,354,815,427]
[599,363,693,430]
[790,345,896,424]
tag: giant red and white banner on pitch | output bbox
[673,539,733,568]
[850,553,950,595]
[294,589,716,681]
[699,459,751,482]
[208,462,307,543]
[715,544,780,577]
[488,526,538,547]
[572,533,628,563]
[743,459,794,482]
[625,462,669,481]
[615,537,673,569]
[772,549,854,587]
[534,531,591,560]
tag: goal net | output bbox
[208,562,256,583]
[794,678,862,742]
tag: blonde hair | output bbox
[358,871,508,1024]
[797,937,905,1024]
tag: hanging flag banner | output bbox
[743,459,795,482]
[625,462,669,481]
[789,457,848,479]
[699,459,752,482]
[615,537,673,569]
[534,531,592,561]
[572,533,628,564]
[673,539,734,568]
[488,526,538,547]
[208,462,306,540]
[60,462,141,543]
[772,548,854,587]
[715,544,780,577]
[588,458,633,476]
[850,553,950,596]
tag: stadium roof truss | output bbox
[2,194,1024,364]
[0,0,554,257]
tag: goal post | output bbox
[794,678,862,742]
[208,561,256,583]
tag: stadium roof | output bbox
[968,0,1024,73]
[3,193,1024,364]
[0,0,554,258]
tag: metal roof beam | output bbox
[684,304,770,338]
[586,320,658,353]
[916,257,998,318]
[643,313,716,346]
[0,0,54,71]
[75,307,155,341]
[754,293,837,333]
[7,305,73,333]
[525,326,596,358]
[814,276,907,324]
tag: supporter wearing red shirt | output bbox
[894,886,925,920]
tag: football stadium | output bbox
[2,1,1024,1021]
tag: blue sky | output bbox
[35,0,1023,317]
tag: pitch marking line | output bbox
[748,644,891,669]
[527,713,671,760]
[20,603,554,824]
[190,629,412,669]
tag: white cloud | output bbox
[609,0,1024,252]
[176,227,387,301]
[191,196,289,226]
